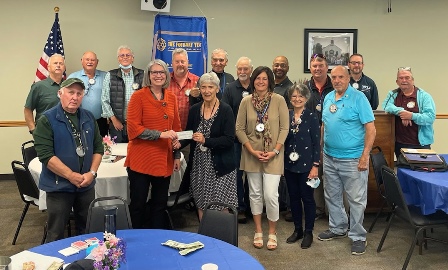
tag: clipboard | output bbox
[400,148,443,164]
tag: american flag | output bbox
[34,11,65,82]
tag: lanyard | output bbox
[63,111,84,156]
[220,75,226,93]
[257,101,270,124]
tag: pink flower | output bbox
[91,243,107,262]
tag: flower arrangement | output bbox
[102,135,116,156]
[91,232,126,270]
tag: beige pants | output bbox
[246,172,281,222]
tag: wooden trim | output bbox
[0,121,27,127]
[1,114,448,127]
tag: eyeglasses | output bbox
[398,67,411,71]
[311,53,326,60]
[349,61,363,65]
[118,54,133,58]
[150,70,165,76]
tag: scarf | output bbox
[251,91,272,152]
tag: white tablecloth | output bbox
[28,143,186,210]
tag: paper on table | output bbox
[59,247,80,256]
[177,130,193,140]
[10,250,64,270]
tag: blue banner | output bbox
[152,15,208,76]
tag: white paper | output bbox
[58,247,80,257]
[177,130,193,140]
[10,250,64,270]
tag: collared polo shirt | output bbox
[24,77,62,122]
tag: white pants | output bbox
[246,172,281,222]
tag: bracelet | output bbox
[273,149,280,155]
[313,163,320,168]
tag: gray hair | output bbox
[212,48,228,60]
[116,45,134,57]
[142,59,170,89]
[49,53,65,63]
[288,83,311,101]
[172,48,188,60]
[235,56,253,68]
[199,72,220,88]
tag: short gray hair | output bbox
[212,48,228,60]
[49,53,65,63]
[199,72,220,88]
[116,45,134,57]
[235,56,253,68]
[172,48,188,60]
[288,83,311,101]
[142,59,170,89]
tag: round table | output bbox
[28,143,186,210]
[28,229,264,270]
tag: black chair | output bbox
[21,140,37,167]
[11,160,45,245]
[165,162,198,229]
[198,202,238,246]
[368,146,392,232]
[85,196,132,233]
[377,166,448,270]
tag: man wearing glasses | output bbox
[101,45,144,142]
[306,54,334,221]
[68,51,108,136]
[382,67,435,158]
[190,48,235,105]
[348,54,379,110]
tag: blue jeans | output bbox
[323,153,368,241]
[234,142,249,211]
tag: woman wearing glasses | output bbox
[236,66,289,251]
[284,83,320,249]
[125,59,182,229]
[180,72,237,220]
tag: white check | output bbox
[177,130,193,140]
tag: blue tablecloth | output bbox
[397,154,448,215]
[29,229,264,270]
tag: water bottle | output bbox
[103,205,118,238]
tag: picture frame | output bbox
[304,28,358,73]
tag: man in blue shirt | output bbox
[68,51,108,136]
[318,66,376,255]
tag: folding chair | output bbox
[198,202,238,246]
[11,160,45,245]
[86,196,132,233]
[368,146,392,232]
[377,166,448,270]
[21,140,37,167]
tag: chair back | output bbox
[381,165,413,222]
[370,146,389,198]
[167,163,192,208]
[85,196,132,233]
[21,140,37,167]
[198,202,238,246]
[11,160,39,204]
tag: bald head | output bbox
[330,66,350,94]
[272,56,289,81]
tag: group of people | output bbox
[25,46,436,257]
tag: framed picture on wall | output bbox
[304,28,358,73]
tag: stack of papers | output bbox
[162,240,204,255]
[10,250,64,269]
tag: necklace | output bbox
[291,110,304,134]
[199,99,218,152]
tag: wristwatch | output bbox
[273,149,280,155]
[90,171,97,179]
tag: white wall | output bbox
[0,0,446,173]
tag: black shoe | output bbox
[238,211,247,224]
[301,231,313,249]
[284,211,293,222]
[286,229,303,244]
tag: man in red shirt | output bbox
[167,48,200,162]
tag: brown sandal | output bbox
[253,232,263,249]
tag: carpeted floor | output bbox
[1,179,448,270]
